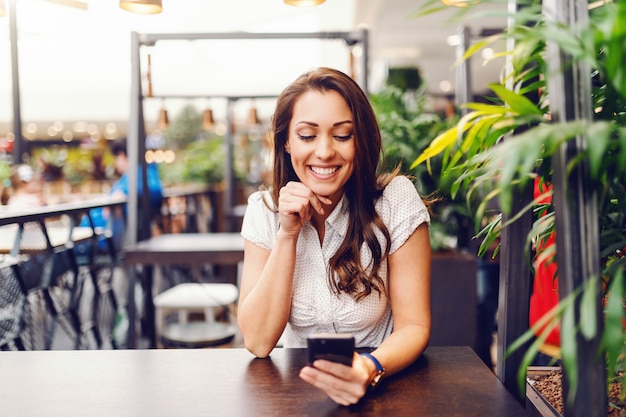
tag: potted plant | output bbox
[412,0,625,415]
[370,78,466,252]
[371,76,481,348]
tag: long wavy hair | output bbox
[268,67,398,301]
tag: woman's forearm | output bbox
[368,322,430,377]
[237,231,298,357]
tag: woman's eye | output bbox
[297,133,316,140]
[334,134,353,141]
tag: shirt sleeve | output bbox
[240,190,278,251]
[378,175,430,254]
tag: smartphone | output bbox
[307,333,355,367]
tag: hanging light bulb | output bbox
[440,0,480,6]
[203,100,215,130]
[284,0,325,6]
[146,53,153,98]
[157,100,169,130]
[119,0,162,14]
[248,99,260,126]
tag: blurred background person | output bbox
[1,164,46,209]
[80,138,163,252]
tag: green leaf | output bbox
[579,276,599,340]
[585,122,611,180]
[411,112,478,168]
[465,103,510,114]
[561,301,579,407]
[489,83,543,115]
[602,268,625,377]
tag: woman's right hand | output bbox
[278,181,330,237]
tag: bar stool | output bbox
[154,282,238,348]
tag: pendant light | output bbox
[119,0,162,14]
[202,100,215,131]
[440,0,479,6]
[284,0,325,6]
[146,54,153,98]
[157,100,169,130]
[248,99,260,126]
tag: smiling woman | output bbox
[237,67,433,406]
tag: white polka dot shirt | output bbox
[241,175,430,348]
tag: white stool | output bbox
[154,283,239,348]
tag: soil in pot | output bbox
[528,369,625,417]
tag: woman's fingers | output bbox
[299,362,368,406]
[280,182,328,216]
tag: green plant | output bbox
[159,134,226,186]
[370,85,464,251]
[413,0,626,411]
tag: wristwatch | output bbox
[360,352,385,389]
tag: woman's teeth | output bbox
[310,166,338,175]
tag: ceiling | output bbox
[0,0,509,136]
[356,0,508,96]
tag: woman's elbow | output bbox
[244,339,275,358]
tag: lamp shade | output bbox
[284,0,325,6]
[440,0,479,6]
[248,100,260,125]
[120,0,162,14]
[202,109,215,130]
[157,108,169,130]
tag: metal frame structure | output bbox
[127,29,370,245]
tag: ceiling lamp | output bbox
[284,0,325,6]
[440,0,479,6]
[157,100,169,130]
[0,0,6,18]
[248,99,260,125]
[119,0,162,14]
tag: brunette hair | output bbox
[268,67,398,300]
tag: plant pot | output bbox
[526,366,563,417]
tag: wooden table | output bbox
[124,233,244,266]
[0,346,528,417]
[123,233,245,348]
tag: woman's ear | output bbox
[285,143,290,154]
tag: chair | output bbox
[0,257,27,350]
[154,282,239,348]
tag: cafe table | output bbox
[123,233,245,348]
[0,346,528,417]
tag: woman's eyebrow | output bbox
[293,120,353,127]
[294,121,318,127]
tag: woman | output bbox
[238,67,431,405]
[1,165,46,208]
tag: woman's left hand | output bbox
[299,353,372,405]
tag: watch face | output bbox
[370,372,384,388]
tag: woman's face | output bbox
[285,90,355,202]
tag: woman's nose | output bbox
[315,136,334,159]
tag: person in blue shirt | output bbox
[107,139,163,213]
[80,139,163,254]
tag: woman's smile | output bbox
[309,165,340,176]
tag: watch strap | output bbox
[360,352,385,389]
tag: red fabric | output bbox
[528,179,561,347]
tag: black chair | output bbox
[0,257,27,350]
[15,220,84,350]
[73,222,120,349]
